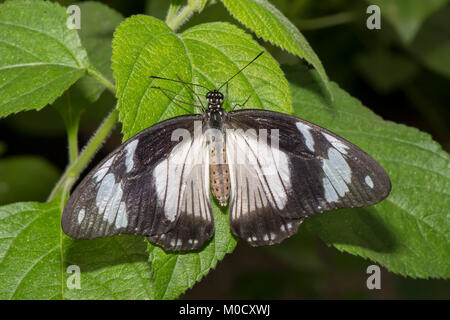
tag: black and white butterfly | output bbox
[62,52,391,251]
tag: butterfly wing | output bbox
[225,109,391,246]
[62,114,214,251]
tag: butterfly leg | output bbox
[176,74,206,111]
[225,82,229,100]
[222,82,230,110]
[231,95,251,111]
[151,86,203,112]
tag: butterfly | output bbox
[62,52,391,251]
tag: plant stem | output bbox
[67,124,79,164]
[87,67,116,95]
[49,67,118,201]
[48,108,119,201]
[63,91,79,164]
[166,1,198,31]
[165,1,183,25]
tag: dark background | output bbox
[0,0,448,299]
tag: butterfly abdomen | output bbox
[209,140,230,206]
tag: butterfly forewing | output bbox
[62,114,215,251]
[225,109,391,246]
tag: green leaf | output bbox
[112,15,290,298]
[0,199,153,299]
[0,0,90,118]
[188,0,209,13]
[287,65,450,279]
[408,6,450,79]
[368,0,448,44]
[355,51,417,94]
[220,0,332,98]
[112,15,291,140]
[73,1,123,103]
[0,156,60,205]
[53,2,123,137]
[149,203,236,299]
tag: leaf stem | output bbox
[48,108,119,201]
[165,1,184,25]
[67,124,79,164]
[49,65,118,201]
[62,91,79,164]
[87,67,116,94]
[166,1,199,31]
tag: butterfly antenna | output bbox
[217,51,264,91]
[149,76,210,91]
[150,75,207,111]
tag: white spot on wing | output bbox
[153,134,210,222]
[322,177,339,203]
[115,202,128,229]
[154,159,167,205]
[96,173,116,213]
[226,129,291,212]
[322,147,352,202]
[103,179,123,224]
[323,133,349,154]
[94,156,115,182]
[296,122,315,152]
[365,175,374,188]
[95,172,128,229]
[77,209,85,224]
[124,140,138,173]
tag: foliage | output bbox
[0,0,448,299]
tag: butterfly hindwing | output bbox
[225,109,391,246]
[62,114,214,251]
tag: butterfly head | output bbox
[206,90,224,111]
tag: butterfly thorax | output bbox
[206,90,223,108]
[205,90,230,206]
[205,90,224,119]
